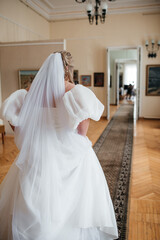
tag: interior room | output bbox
[0,0,160,239]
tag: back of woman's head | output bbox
[54,51,74,83]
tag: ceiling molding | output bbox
[20,0,160,21]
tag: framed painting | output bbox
[146,65,160,96]
[110,75,112,88]
[119,73,123,88]
[73,70,79,85]
[19,70,38,89]
[94,72,104,87]
[81,75,91,86]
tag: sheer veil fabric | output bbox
[0,53,118,240]
[13,53,66,239]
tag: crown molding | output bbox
[20,0,160,21]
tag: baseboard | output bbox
[139,117,160,120]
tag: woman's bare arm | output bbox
[77,119,90,137]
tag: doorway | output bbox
[106,46,142,120]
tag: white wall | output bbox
[0,0,50,42]
[50,12,160,118]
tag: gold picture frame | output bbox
[19,70,38,89]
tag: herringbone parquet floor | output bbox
[128,119,160,240]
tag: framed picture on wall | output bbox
[119,73,123,87]
[146,65,160,96]
[81,75,91,86]
[73,70,79,85]
[19,70,38,89]
[110,75,112,88]
[94,72,104,87]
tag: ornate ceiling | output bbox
[20,0,160,21]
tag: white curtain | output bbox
[124,63,137,88]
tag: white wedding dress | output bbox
[0,54,118,240]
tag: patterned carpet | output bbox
[93,103,134,240]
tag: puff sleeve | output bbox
[0,89,27,126]
[63,84,104,129]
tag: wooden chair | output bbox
[0,125,5,144]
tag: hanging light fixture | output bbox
[145,40,160,58]
[75,0,108,25]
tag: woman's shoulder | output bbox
[64,82,91,96]
[65,81,75,93]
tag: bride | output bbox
[0,51,118,240]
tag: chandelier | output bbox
[75,0,109,25]
[145,40,160,58]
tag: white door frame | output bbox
[106,49,110,120]
[116,63,120,106]
[136,46,143,120]
[106,46,142,120]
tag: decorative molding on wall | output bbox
[66,36,104,41]
[20,0,160,21]
[143,116,160,119]
[0,40,64,47]
[0,14,46,39]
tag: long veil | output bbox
[13,53,66,238]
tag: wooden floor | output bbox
[128,119,160,240]
[0,104,160,239]
[87,104,119,145]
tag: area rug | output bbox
[93,103,134,240]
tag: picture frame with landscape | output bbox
[81,75,91,86]
[146,65,160,96]
[19,70,38,89]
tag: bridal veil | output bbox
[13,53,66,238]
